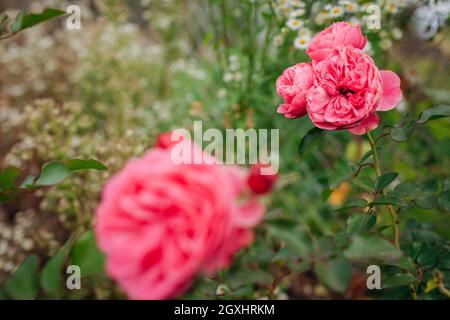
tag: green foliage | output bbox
[298,127,326,157]
[3,255,40,300]
[344,235,403,262]
[0,159,107,203]
[0,8,65,40]
[314,257,352,293]
[35,161,70,186]
[375,172,398,193]
[10,9,65,33]
[71,231,105,277]
[40,242,71,298]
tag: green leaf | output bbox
[4,255,39,300]
[383,273,416,289]
[20,175,36,189]
[359,150,373,164]
[437,252,450,269]
[0,167,20,190]
[10,8,65,33]
[329,163,354,189]
[313,236,335,260]
[375,172,398,192]
[298,127,325,156]
[417,247,444,268]
[390,115,416,142]
[394,181,417,195]
[344,235,403,262]
[66,159,107,171]
[443,177,450,191]
[35,161,70,186]
[40,242,71,298]
[420,180,439,193]
[268,225,312,259]
[417,105,450,124]
[337,199,368,211]
[351,176,374,193]
[370,195,405,207]
[314,257,352,293]
[384,256,417,274]
[226,269,273,288]
[415,194,438,209]
[71,231,105,276]
[346,213,377,235]
[438,190,450,211]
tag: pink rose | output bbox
[95,139,264,299]
[276,63,314,119]
[306,22,367,62]
[306,46,402,134]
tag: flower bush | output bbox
[0,0,449,301]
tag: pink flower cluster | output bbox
[276,22,403,135]
[95,134,276,300]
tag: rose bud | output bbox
[155,131,184,149]
[247,164,277,194]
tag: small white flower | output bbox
[315,12,328,25]
[385,2,399,14]
[287,18,303,30]
[234,72,243,81]
[392,27,403,40]
[291,0,306,8]
[223,72,234,82]
[217,88,227,98]
[380,39,393,50]
[344,1,359,13]
[290,8,306,17]
[294,35,311,49]
[274,34,284,46]
[298,27,311,37]
[348,17,361,26]
[329,6,344,17]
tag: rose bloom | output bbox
[306,21,367,62]
[307,45,401,134]
[276,63,314,118]
[276,22,402,134]
[95,139,264,299]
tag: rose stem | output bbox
[367,131,400,249]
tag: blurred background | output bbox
[0,0,449,300]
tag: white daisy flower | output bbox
[385,2,398,14]
[290,8,306,17]
[223,72,234,82]
[298,27,311,37]
[344,1,359,13]
[315,12,328,25]
[291,1,306,9]
[294,35,311,49]
[287,18,303,30]
[329,6,344,18]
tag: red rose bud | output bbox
[247,164,277,194]
[155,131,184,149]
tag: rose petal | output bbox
[377,70,402,111]
[348,113,379,135]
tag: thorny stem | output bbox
[367,131,400,249]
